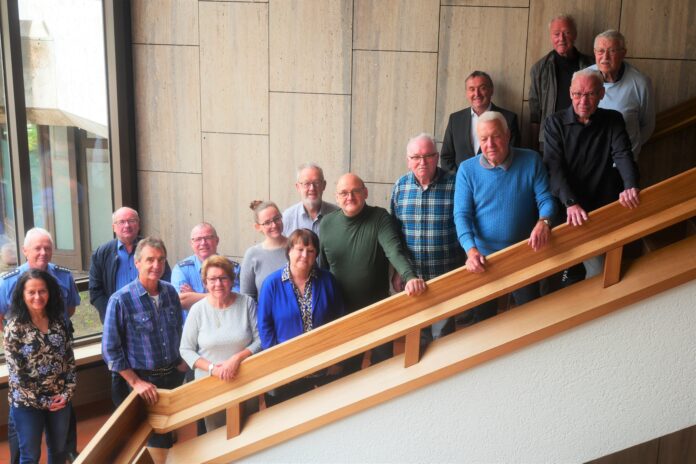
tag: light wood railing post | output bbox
[603,246,623,288]
[226,403,243,439]
[404,329,422,367]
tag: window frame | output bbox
[0,0,137,360]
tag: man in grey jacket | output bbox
[528,14,594,153]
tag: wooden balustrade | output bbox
[76,167,696,463]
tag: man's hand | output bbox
[465,248,486,273]
[391,272,404,292]
[619,187,640,209]
[404,278,426,296]
[179,283,193,293]
[528,220,551,251]
[566,204,588,226]
[132,378,159,405]
[48,395,67,412]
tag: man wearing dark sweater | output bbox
[320,173,426,370]
[544,68,640,279]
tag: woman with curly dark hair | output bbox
[4,269,75,464]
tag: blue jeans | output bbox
[10,403,71,464]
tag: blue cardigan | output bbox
[257,266,344,349]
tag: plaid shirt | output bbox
[390,168,464,280]
[102,278,183,372]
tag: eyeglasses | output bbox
[298,181,324,189]
[191,235,217,243]
[113,218,138,227]
[259,215,283,227]
[206,276,230,284]
[594,47,624,56]
[570,91,600,100]
[408,152,438,162]
[337,188,365,199]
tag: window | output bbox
[0,0,137,343]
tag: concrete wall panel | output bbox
[269,92,351,211]
[202,133,270,258]
[200,2,269,134]
[131,0,198,45]
[269,0,352,94]
[352,51,437,183]
[353,0,440,52]
[133,44,201,173]
[137,171,203,262]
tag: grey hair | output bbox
[548,14,577,34]
[134,236,167,262]
[112,206,139,223]
[477,111,509,133]
[571,68,604,88]
[594,29,626,49]
[296,163,325,182]
[24,227,54,248]
[191,222,218,238]
[465,70,494,89]
[406,133,437,157]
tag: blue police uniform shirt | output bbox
[0,262,81,318]
[115,240,139,291]
[171,255,241,294]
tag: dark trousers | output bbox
[467,282,540,323]
[111,369,185,448]
[265,374,331,407]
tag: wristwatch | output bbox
[208,363,215,376]
[565,198,577,207]
[539,218,551,227]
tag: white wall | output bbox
[241,280,696,463]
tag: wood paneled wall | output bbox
[131,0,696,261]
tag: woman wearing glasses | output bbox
[239,201,288,300]
[180,255,261,432]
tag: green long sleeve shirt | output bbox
[319,205,417,314]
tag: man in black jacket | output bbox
[89,207,171,323]
[441,70,521,173]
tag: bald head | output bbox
[335,173,368,217]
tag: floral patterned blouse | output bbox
[3,318,76,409]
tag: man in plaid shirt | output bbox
[390,133,464,343]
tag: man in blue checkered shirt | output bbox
[102,236,187,448]
[390,133,464,343]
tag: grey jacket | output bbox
[528,48,594,145]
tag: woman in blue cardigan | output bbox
[257,228,344,404]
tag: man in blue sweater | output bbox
[454,111,556,322]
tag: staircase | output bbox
[74,166,696,464]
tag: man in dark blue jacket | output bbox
[89,207,171,323]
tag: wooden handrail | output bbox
[648,96,696,143]
[76,167,696,463]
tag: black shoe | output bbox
[66,451,80,463]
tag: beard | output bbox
[303,197,322,211]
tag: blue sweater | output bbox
[257,266,344,349]
[454,148,556,256]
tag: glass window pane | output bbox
[0,40,18,274]
[19,0,112,271]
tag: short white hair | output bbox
[477,111,509,133]
[24,227,54,248]
[594,29,626,49]
[112,206,139,223]
[549,14,577,34]
[296,163,325,182]
[571,68,604,88]
[406,133,437,157]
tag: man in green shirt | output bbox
[320,173,427,371]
